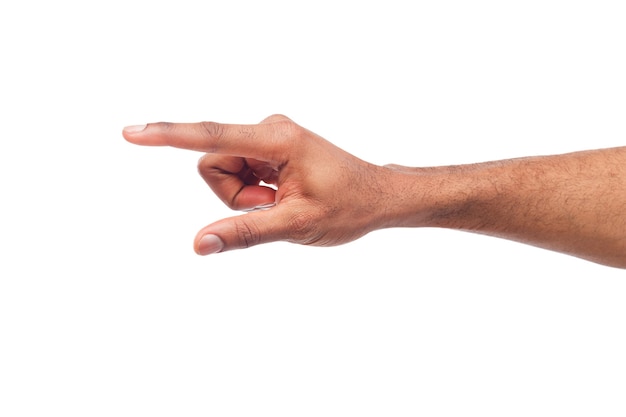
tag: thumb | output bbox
[194,207,289,255]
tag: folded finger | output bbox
[198,154,276,211]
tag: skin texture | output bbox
[123,114,626,269]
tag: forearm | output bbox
[386,147,626,268]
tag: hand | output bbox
[123,114,626,267]
[123,115,398,255]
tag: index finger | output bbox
[122,120,287,160]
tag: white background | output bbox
[1,1,625,416]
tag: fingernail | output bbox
[242,202,276,212]
[123,124,147,133]
[197,234,224,255]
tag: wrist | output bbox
[378,164,497,231]
[372,165,439,229]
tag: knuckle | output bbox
[150,121,175,134]
[199,121,224,138]
[261,115,308,151]
[197,154,209,170]
[264,113,290,123]
[273,119,303,145]
[234,219,261,249]
[199,121,225,150]
[196,153,218,176]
